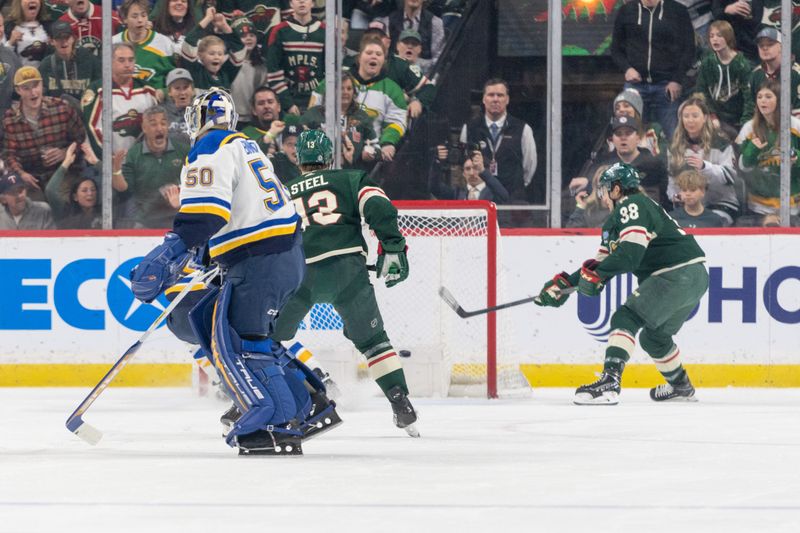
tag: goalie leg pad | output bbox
[210,283,311,446]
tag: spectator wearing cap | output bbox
[4,0,51,68]
[230,14,268,127]
[342,25,436,119]
[58,0,121,56]
[459,78,537,203]
[602,115,669,206]
[740,27,800,124]
[38,20,101,107]
[81,42,159,157]
[2,65,86,197]
[240,85,300,154]
[269,123,302,182]
[116,105,190,228]
[383,0,444,69]
[0,171,55,229]
[0,21,22,136]
[611,0,696,140]
[395,29,433,76]
[568,88,667,198]
[163,67,194,145]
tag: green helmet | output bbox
[297,129,333,166]
[599,162,641,191]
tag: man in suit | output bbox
[459,78,537,202]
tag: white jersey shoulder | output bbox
[178,130,298,260]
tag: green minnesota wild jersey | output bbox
[594,193,706,282]
[284,169,405,264]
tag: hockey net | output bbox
[288,200,529,398]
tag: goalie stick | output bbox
[438,285,577,318]
[66,266,221,445]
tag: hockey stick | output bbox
[65,266,221,445]
[438,285,578,318]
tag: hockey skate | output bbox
[236,424,304,456]
[650,376,697,402]
[301,391,343,441]
[313,367,341,400]
[387,385,420,438]
[574,371,621,405]
[220,404,242,433]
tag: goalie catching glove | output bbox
[376,244,409,288]
[535,272,573,307]
[578,259,605,296]
[130,232,192,303]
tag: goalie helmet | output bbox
[296,129,333,166]
[185,87,239,142]
[597,162,640,200]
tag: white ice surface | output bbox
[1,387,800,533]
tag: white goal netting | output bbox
[290,201,529,398]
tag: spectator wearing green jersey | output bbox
[694,20,752,136]
[38,20,101,107]
[112,0,175,89]
[740,27,800,125]
[349,22,436,119]
[735,80,800,227]
[179,6,246,91]
[115,105,189,228]
[311,38,407,161]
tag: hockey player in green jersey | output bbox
[535,163,708,405]
[272,130,420,437]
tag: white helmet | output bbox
[185,87,239,142]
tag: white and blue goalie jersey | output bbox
[173,130,301,267]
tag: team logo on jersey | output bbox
[576,273,635,343]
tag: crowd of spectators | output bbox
[0,0,797,230]
[0,0,453,230]
[562,0,800,228]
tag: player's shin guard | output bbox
[604,305,644,375]
[359,334,408,396]
[210,284,310,449]
[639,330,688,385]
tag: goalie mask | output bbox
[185,87,239,142]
